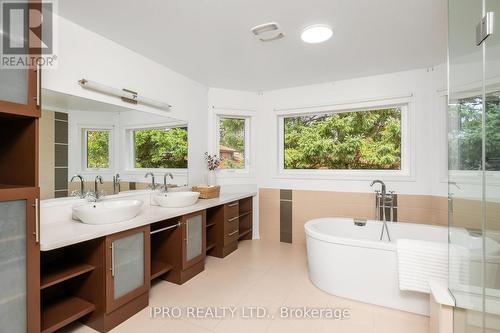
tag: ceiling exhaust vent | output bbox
[250,22,284,42]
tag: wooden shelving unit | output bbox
[206,241,216,252]
[41,296,95,333]
[40,240,100,332]
[238,228,252,240]
[206,208,218,255]
[0,115,38,188]
[41,263,95,290]
[151,260,173,280]
[238,197,253,241]
[150,219,179,281]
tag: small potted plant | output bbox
[205,152,222,186]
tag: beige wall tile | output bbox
[39,110,55,200]
[398,194,434,209]
[259,188,280,242]
[432,196,448,211]
[259,188,450,244]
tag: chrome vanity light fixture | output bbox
[78,79,172,111]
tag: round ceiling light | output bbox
[301,25,333,44]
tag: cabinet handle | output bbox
[227,230,238,237]
[150,222,180,235]
[185,220,189,245]
[227,216,238,222]
[110,243,115,277]
[227,202,238,207]
[35,62,41,107]
[33,199,39,243]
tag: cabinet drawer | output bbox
[224,201,239,219]
[224,228,239,246]
[224,216,239,233]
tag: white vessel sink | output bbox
[154,192,200,208]
[73,200,143,224]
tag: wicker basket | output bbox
[192,185,221,199]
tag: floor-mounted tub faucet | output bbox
[370,179,386,196]
[370,180,397,241]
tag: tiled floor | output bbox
[61,240,429,333]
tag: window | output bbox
[84,129,111,169]
[281,107,402,170]
[132,126,188,169]
[449,92,500,171]
[217,117,249,170]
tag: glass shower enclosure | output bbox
[448,0,500,331]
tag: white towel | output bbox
[396,239,449,293]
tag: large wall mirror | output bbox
[40,89,188,200]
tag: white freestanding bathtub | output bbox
[304,218,448,315]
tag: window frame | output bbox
[276,100,413,181]
[215,115,251,174]
[81,126,114,172]
[123,122,189,174]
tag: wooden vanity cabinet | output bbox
[152,212,206,286]
[207,197,253,258]
[105,226,150,314]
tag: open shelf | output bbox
[0,184,33,189]
[206,241,216,252]
[0,116,37,187]
[239,210,252,219]
[151,260,173,280]
[41,262,95,290]
[238,229,252,240]
[41,296,95,333]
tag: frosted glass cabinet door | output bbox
[113,232,144,299]
[106,226,149,313]
[182,211,206,269]
[0,1,40,117]
[0,200,27,333]
[186,215,202,261]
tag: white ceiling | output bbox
[58,0,447,91]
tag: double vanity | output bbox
[39,189,256,332]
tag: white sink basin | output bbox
[154,192,200,208]
[73,200,143,224]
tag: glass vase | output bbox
[207,170,217,186]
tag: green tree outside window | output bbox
[283,108,402,170]
[219,118,246,169]
[134,127,188,169]
[86,130,110,169]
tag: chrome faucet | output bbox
[145,172,157,190]
[162,172,174,192]
[370,179,386,196]
[113,173,121,194]
[92,175,104,201]
[370,180,397,241]
[70,174,85,198]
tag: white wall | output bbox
[42,15,450,197]
[208,66,448,196]
[43,15,209,185]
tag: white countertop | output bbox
[40,190,256,251]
